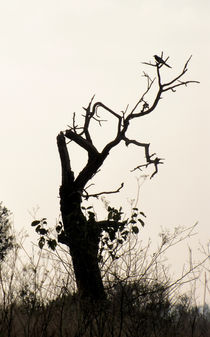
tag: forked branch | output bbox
[58,55,198,194]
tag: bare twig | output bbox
[82,183,124,200]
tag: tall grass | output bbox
[0,224,209,337]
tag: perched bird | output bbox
[154,55,171,68]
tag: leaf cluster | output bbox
[98,206,146,261]
[31,218,57,250]
[31,205,146,263]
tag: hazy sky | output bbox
[0,0,209,301]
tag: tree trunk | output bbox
[59,187,106,301]
[57,133,106,301]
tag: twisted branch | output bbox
[58,55,199,193]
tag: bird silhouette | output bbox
[154,55,171,68]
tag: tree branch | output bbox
[65,129,99,158]
[123,137,164,178]
[92,101,121,120]
[163,80,199,92]
[58,54,198,192]
[57,132,74,186]
[83,95,95,144]
[82,183,124,200]
[162,56,200,91]
[129,74,155,115]
[74,153,106,191]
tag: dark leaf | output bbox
[56,225,62,233]
[39,228,48,235]
[35,225,41,233]
[38,237,45,249]
[31,220,40,227]
[132,226,139,234]
[140,211,146,217]
[47,239,57,251]
[138,218,145,227]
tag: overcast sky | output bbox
[0,0,209,302]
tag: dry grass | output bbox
[0,225,209,337]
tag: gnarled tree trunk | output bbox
[57,132,106,300]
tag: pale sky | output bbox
[0,0,209,302]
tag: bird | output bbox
[154,55,171,68]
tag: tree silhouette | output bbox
[35,54,199,301]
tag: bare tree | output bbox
[53,54,198,301]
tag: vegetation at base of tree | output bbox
[0,224,209,336]
[1,282,209,337]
